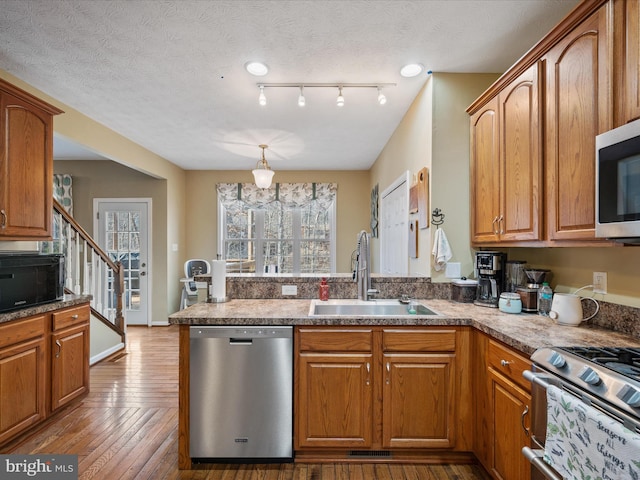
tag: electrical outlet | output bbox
[282,285,298,296]
[593,272,607,294]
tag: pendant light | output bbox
[252,144,275,189]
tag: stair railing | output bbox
[41,199,125,336]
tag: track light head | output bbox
[377,87,387,105]
[258,85,267,106]
[336,87,345,107]
[298,86,305,107]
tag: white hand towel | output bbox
[544,385,640,480]
[431,228,453,272]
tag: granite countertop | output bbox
[168,298,640,355]
[0,294,93,324]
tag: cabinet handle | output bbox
[386,361,391,385]
[0,209,6,229]
[365,362,370,386]
[498,215,504,234]
[71,314,79,319]
[492,216,499,234]
[55,340,62,358]
[521,405,530,437]
[500,359,513,367]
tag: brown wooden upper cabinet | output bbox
[470,64,542,244]
[545,4,612,241]
[468,0,617,246]
[623,0,640,124]
[0,79,63,240]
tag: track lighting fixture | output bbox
[258,85,267,106]
[255,82,395,107]
[252,144,274,189]
[336,87,345,107]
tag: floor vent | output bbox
[348,450,392,458]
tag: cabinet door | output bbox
[0,336,46,444]
[498,63,542,241]
[488,368,531,480]
[470,97,501,243]
[624,0,640,124]
[0,91,53,238]
[545,5,612,240]
[382,354,455,449]
[296,353,373,449]
[51,323,89,411]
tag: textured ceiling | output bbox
[1,0,579,171]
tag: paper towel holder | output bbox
[208,259,230,303]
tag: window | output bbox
[218,183,336,274]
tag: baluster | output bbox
[90,249,96,310]
[82,240,89,295]
[66,223,73,290]
[74,231,81,294]
[96,258,103,314]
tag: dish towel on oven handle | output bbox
[544,384,640,480]
[431,228,452,272]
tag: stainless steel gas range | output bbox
[523,347,640,480]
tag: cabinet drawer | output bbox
[383,329,456,352]
[298,328,372,352]
[52,305,89,331]
[488,339,531,391]
[0,315,46,349]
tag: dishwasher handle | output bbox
[229,338,253,345]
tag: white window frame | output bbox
[218,200,337,274]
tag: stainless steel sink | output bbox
[309,300,440,317]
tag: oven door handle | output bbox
[522,447,563,480]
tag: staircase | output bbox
[41,199,126,351]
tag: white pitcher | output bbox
[549,293,600,326]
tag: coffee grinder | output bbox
[517,268,551,312]
[473,251,507,308]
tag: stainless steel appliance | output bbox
[474,251,506,308]
[517,268,550,313]
[0,253,64,312]
[596,118,640,242]
[189,326,293,462]
[523,347,640,479]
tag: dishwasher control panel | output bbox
[190,325,292,339]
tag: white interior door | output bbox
[94,199,151,326]
[380,172,409,275]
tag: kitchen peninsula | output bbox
[169,297,640,473]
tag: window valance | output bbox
[217,182,337,210]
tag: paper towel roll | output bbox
[211,260,227,301]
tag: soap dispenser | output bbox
[319,278,329,301]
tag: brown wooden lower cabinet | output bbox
[475,333,532,480]
[0,303,90,447]
[295,326,472,458]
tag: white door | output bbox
[380,172,409,275]
[94,199,151,326]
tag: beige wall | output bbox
[370,73,500,279]
[183,170,370,273]
[53,160,169,324]
[0,69,187,316]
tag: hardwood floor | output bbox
[5,325,491,480]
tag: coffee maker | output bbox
[474,251,506,308]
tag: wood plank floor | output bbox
[5,325,492,480]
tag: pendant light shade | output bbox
[252,144,275,188]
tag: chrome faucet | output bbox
[354,230,378,300]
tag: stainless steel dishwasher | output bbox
[189,326,293,462]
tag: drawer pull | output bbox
[500,359,513,367]
[71,314,79,319]
[55,340,62,358]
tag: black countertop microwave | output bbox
[0,254,65,313]
[596,118,640,242]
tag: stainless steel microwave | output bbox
[595,118,640,242]
[0,254,64,312]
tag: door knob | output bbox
[140,271,146,276]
